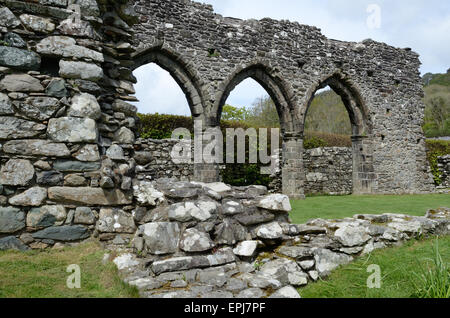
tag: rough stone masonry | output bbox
[0,0,439,255]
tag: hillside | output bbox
[422,70,450,138]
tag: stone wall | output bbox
[0,0,141,248]
[269,147,353,195]
[437,155,450,188]
[109,183,450,298]
[304,147,353,195]
[134,138,194,182]
[130,0,435,196]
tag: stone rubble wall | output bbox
[0,0,143,249]
[134,138,194,182]
[132,139,353,196]
[108,182,449,298]
[270,147,353,195]
[437,155,450,188]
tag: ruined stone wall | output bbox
[269,147,353,195]
[134,138,194,182]
[437,155,450,188]
[0,0,141,248]
[131,0,435,196]
[304,147,353,195]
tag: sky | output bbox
[132,0,450,115]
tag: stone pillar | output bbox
[352,136,376,194]
[192,119,221,183]
[282,133,305,199]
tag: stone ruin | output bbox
[0,0,447,298]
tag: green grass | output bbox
[0,242,139,298]
[299,236,450,298]
[290,194,450,225]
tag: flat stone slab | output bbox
[48,187,132,206]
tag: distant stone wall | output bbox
[269,147,353,195]
[134,138,194,182]
[304,147,353,195]
[437,155,450,188]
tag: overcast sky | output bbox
[132,0,450,115]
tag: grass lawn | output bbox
[299,235,450,298]
[0,241,139,298]
[290,194,450,224]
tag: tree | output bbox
[221,104,248,122]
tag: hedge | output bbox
[425,139,450,185]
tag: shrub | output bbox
[304,131,352,149]
[425,140,450,185]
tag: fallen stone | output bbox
[334,224,371,247]
[269,286,301,298]
[236,288,264,298]
[313,248,353,278]
[233,240,258,257]
[256,222,283,239]
[151,248,235,275]
[113,253,140,271]
[257,194,292,212]
[278,246,313,261]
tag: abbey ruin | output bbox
[0,0,447,299]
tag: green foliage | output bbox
[244,96,281,128]
[423,84,450,138]
[424,71,450,87]
[137,113,194,139]
[305,89,352,135]
[221,104,249,121]
[425,140,450,185]
[412,239,450,298]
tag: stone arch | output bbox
[301,72,375,194]
[214,63,295,132]
[300,72,372,136]
[131,46,206,119]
